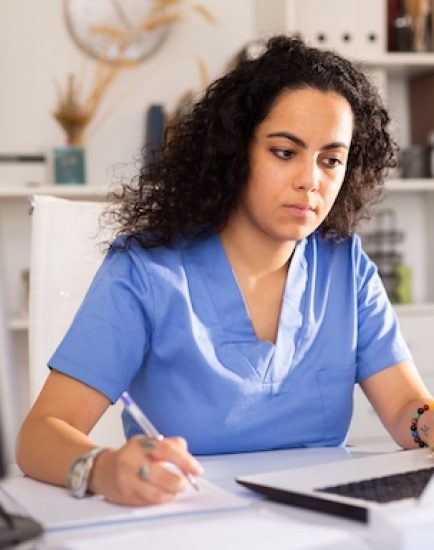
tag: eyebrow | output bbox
[266,131,349,151]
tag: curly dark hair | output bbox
[106,34,396,248]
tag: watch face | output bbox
[63,0,170,64]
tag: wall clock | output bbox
[63,0,171,65]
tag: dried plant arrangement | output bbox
[53,65,119,146]
[54,0,217,146]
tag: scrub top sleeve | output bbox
[354,237,412,383]
[48,245,153,403]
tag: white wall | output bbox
[0,0,256,185]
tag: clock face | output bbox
[63,0,170,65]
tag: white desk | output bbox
[2,447,389,549]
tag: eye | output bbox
[322,156,345,168]
[271,147,295,160]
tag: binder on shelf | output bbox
[291,0,386,56]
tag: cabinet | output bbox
[0,185,108,421]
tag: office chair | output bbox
[28,195,124,448]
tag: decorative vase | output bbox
[53,146,86,185]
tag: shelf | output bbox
[357,52,434,75]
[394,303,434,316]
[9,316,29,331]
[0,185,109,199]
[385,179,434,192]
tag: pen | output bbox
[120,391,200,492]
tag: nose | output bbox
[293,158,319,192]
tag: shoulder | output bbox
[307,231,364,262]
[105,233,213,278]
[307,232,377,285]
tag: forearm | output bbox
[16,414,102,487]
[361,363,434,450]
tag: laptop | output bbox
[237,446,434,523]
[0,264,43,545]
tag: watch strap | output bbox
[67,447,107,498]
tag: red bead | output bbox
[424,404,429,411]
[411,419,417,425]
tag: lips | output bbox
[283,203,316,219]
[288,203,316,212]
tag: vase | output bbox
[53,146,86,185]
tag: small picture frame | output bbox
[53,146,86,184]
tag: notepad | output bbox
[0,476,248,531]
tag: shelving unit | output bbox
[352,55,434,445]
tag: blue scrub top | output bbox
[49,231,411,454]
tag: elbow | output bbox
[15,417,37,475]
[15,423,29,473]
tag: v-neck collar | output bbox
[195,233,256,341]
[186,233,309,383]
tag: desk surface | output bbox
[2,447,392,549]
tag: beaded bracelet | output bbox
[410,402,434,447]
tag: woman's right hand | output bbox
[88,435,203,506]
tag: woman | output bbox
[16,36,433,506]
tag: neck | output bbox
[219,219,296,279]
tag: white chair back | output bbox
[28,195,124,448]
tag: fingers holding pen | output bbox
[88,435,202,506]
[118,392,203,495]
[138,435,204,479]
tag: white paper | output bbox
[0,475,248,531]
[58,509,365,550]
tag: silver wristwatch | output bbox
[67,447,107,498]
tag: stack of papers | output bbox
[0,475,247,531]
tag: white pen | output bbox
[120,391,200,492]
